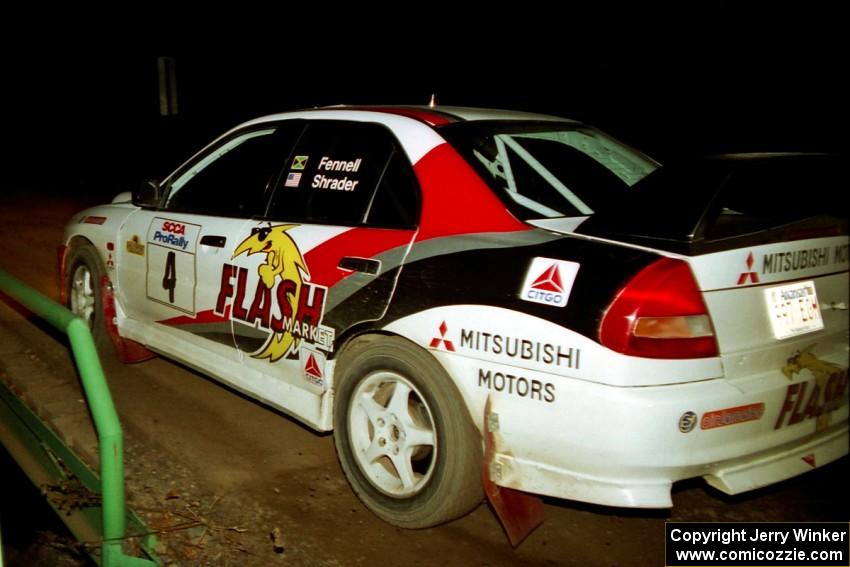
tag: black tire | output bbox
[333,335,483,528]
[65,243,115,358]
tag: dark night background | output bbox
[0,12,847,564]
[4,13,846,203]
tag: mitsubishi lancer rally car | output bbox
[60,106,849,529]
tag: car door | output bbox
[115,121,305,358]
[220,119,420,391]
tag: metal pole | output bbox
[67,319,126,548]
[0,269,149,565]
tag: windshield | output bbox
[439,121,658,220]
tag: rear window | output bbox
[439,121,658,220]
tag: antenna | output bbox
[428,93,437,108]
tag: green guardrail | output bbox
[0,269,155,566]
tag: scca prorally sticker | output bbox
[149,219,198,251]
[146,218,201,313]
[519,257,580,308]
[214,224,336,363]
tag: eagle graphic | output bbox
[232,224,307,362]
[782,346,846,432]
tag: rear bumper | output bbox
[491,422,848,508]
[383,304,849,509]
[706,422,847,495]
[438,347,848,509]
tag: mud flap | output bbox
[482,396,544,546]
[58,245,68,304]
[101,276,156,363]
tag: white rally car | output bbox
[60,106,849,532]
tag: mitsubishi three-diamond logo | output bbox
[520,257,580,308]
[429,321,456,351]
[736,251,760,285]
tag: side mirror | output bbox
[133,179,162,208]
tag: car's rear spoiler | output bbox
[577,153,846,255]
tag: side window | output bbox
[268,121,419,228]
[440,124,652,220]
[364,151,419,228]
[164,122,303,217]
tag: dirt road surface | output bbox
[0,191,846,566]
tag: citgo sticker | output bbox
[301,347,326,389]
[519,257,580,308]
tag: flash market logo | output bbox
[737,252,760,285]
[214,224,335,362]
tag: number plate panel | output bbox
[765,280,824,339]
[145,217,200,314]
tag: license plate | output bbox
[765,280,824,339]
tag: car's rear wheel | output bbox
[333,336,483,528]
[65,243,114,357]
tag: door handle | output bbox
[338,256,381,275]
[200,235,227,248]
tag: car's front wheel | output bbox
[333,336,483,528]
[65,243,114,357]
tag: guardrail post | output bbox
[0,269,155,566]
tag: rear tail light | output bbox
[599,258,718,359]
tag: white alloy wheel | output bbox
[64,243,114,357]
[334,336,483,528]
[348,370,437,498]
[70,263,96,327]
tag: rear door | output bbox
[219,119,420,391]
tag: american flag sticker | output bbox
[285,172,302,187]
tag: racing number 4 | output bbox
[162,251,177,302]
